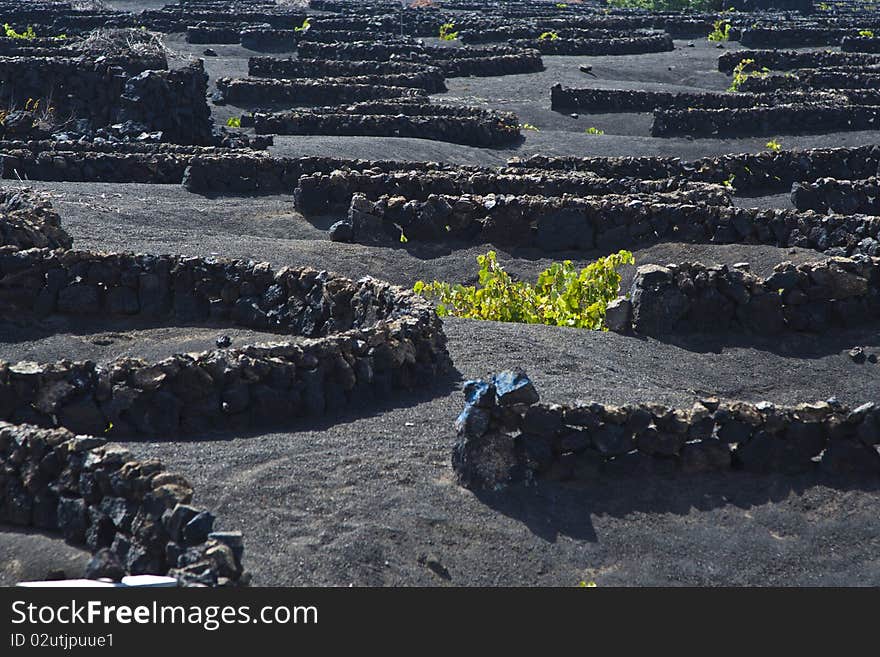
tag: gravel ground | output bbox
[3,31,880,587]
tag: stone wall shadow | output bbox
[474,470,880,544]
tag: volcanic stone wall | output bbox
[0,250,449,437]
[247,57,445,90]
[0,187,71,251]
[0,421,247,586]
[740,27,862,48]
[345,193,880,257]
[841,36,880,53]
[182,154,458,195]
[550,85,839,112]
[651,102,880,138]
[252,101,521,147]
[738,69,880,93]
[510,146,880,193]
[215,77,428,105]
[621,257,880,336]
[510,33,673,56]
[295,41,544,77]
[792,177,880,215]
[0,55,214,145]
[718,49,880,74]
[452,371,880,490]
[0,54,166,128]
[239,27,299,51]
[293,169,727,214]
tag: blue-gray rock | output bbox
[329,220,354,242]
[492,370,539,406]
[183,510,216,545]
[454,404,490,438]
[85,548,125,582]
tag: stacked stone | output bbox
[651,103,880,138]
[551,85,843,112]
[452,371,880,490]
[342,192,880,256]
[841,36,880,53]
[511,145,880,193]
[739,69,880,93]
[0,421,247,585]
[0,187,72,251]
[718,49,880,74]
[293,168,724,214]
[609,256,880,336]
[248,57,446,94]
[295,41,544,78]
[0,54,216,145]
[215,77,428,106]
[0,251,450,437]
[509,33,673,56]
[792,177,880,215]
[740,27,865,48]
[252,101,521,147]
[182,155,457,195]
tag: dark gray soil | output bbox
[4,31,880,586]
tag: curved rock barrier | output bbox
[296,41,543,77]
[611,257,880,337]
[651,102,880,138]
[550,85,838,112]
[142,5,305,32]
[227,72,445,100]
[0,52,218,144]
[792,177,880,215]
[718,49,880,74]
[181,154,458,196]
[0,249,450,437]
[452,371,880,490]
[344,193,880,257]
[186,23,244,45]
[509,33,673,56]
[215,77,427,106]
[0,53,166,130]
[0,187,71,251]
[252,101,521,148]
[509,145,880,193]
[239,27,299,52]
[0,421,247,586]
[293,168,727,214]
[740,27,861,48]
[738,68,880,93]
[458,26,656,44]
[841,36,880,53]
[248,58,445,92]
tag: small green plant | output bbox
[3,23,36,40]
[414,250,634,330]
[226,116,242,128]
[578,580,598,587]
[556,2,569,7]
[519,123,540,132]
[585,126,605,135]
[399,228,408,243]
[817,1,831,9]
[539,31,560,41]
[294,18,310,33]
[722,173,736,189]
[439,22,458,41]
[728,58,769,92]
[766,138,782,152]
[859,29,875,38]
[708,19,731,42]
